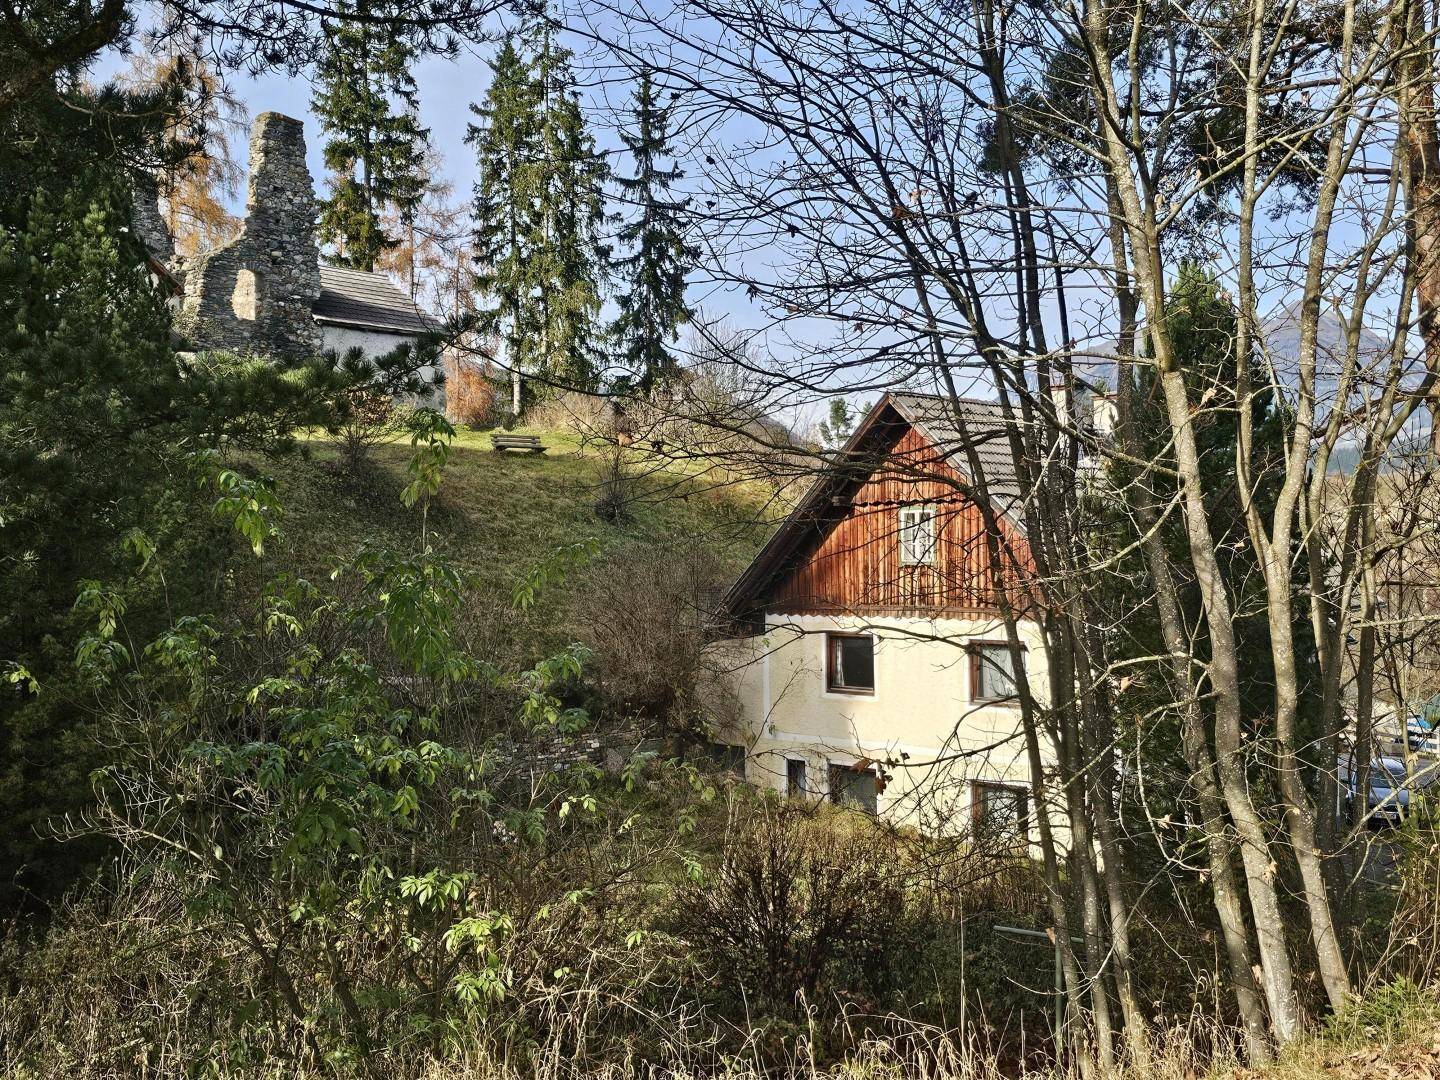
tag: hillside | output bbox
[275,425,764,565]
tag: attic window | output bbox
[899,505,937,565]
[231,268,262,320]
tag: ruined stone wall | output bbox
[130,173,174,265]
[177,113,321,357]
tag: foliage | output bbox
[313,0,431,272]
[1322,978,1440,1045]
[0,163,357,901]
[1100,263,1312,814]
[610,69,693,394]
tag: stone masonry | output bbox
[130,173,174,265]
[176,112,322,357]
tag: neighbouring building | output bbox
[133,111,442,390]
[711,392,1058,842]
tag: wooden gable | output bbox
[759,417,1034,618]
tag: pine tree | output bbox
[611,70,692,394]
[312,0,430,273]
[467,36,542,417]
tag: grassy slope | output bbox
[266,426,774,617]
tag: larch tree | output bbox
[312,0,430,273]
[120,40,246,257]
[610,69,691,394]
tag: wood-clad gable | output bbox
[755,412,1034,619]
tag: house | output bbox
[132,112,443,392]
[712,392,1053,840]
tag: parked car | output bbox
[1341,754,1440,825]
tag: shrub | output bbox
[674,801,909,1017]
[444,354,502,428]
[1323,977,1440,1045]
[568,539,736,732]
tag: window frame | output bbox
[898,503,939,566]
[828,762,879,813]
[968,640,1024,704]
[971,779,1030,838]
[825,631,876,696]
[785,757,808,798]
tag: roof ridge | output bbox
[891,389,1018,409]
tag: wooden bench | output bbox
[491,433,547,454]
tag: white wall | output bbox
[713,612,1060,839]
[319,323,444,408]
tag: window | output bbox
[972,781,1029,839]
[829,763,878,813]
[231,268,262,320]
[786,758,808,798]
[707,743,746,775]
[970,641,1021,702]
[899,504,938,565]
[826,632,875,694]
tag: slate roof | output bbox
[719,391,1032,623]
[313,265,434,335]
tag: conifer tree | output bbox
[467,36,542,417]
[468,23,607,413]
[529,19,608,393]
[312,0,430,273]
[611,70,692,394]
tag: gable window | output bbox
[826,632,875,694]
[829,763,878,813]
[786,757,808,798]
[899,504,938,565]
[972,780,1029,839]
[970,641,1021,703]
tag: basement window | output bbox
[972,780,1029,840]
[707,743,747,776]
[826,632,875,694]
[786,757,808,798]
[899,504,938,565]
[829,763,878,813]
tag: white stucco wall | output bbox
[319,323,444,408]
[713,612,1059,838]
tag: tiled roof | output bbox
[313,265,434,335]
[888,392,1027,521]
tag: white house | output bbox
[712,392,1055,842]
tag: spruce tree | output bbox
[312,0,429,273]
[611,70,692,394]
[529,20,608,393]
[467,36,542,417]
[468,23,607,412]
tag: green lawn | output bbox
[270,425,775,605]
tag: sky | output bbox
[88,2,1427,447]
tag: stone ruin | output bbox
[166,112,323,357]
